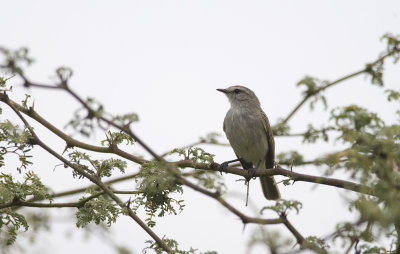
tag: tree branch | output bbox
[1,94,172,253]
[8,68,163,162]
[280,50,398,125]
[48,173,141,200]
[1,192,105,209]
[180,177,283,225]
[281,215,305,245]
[63,83,164,161]
[180,177,328,253]
[0,94,373,198]
[178,160,373,195]
[1,200,79,209]
[3,97,146,164]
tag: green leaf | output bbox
[133,162,184,227]
[76,195,119,227]
[101,131,135,147]
[260,199,302,216]
[276,151,304,165]
[0,210,29,246]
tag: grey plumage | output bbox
[217,85,280,200]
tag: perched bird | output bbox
[217,85,280,200]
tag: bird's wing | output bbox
[261,110,275,169]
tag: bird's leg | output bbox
[219,158,240,174]
[247,168,256,179]
[247,160,262,179]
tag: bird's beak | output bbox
[216,88,228,94]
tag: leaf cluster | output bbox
[301,124,332,143]
[0,172,50,246]
[144,237,217,254]
[0,172,52,203]
[132,161,184,227]
[75,194,119,228]
[198,132,222,144]
[0,210,28,246]
[324,104,400,250]
[260,199,302,216]
[65,97,104,137]
[276,150,305,166]
[65,96,139,139]
[273,118,291,136]
[364,33,400,87]
[170,146,215,165]
[302,236,330,254]
[0,120,33,172]
[0,47,33,75]
[111,113,139,127]
[101,131,135,147]
[171,147,224,192]
[68,150,127,178]
[247,228,293,254]
[296,76,328,110]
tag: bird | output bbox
[217,85,280,200]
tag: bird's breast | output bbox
[223,107,268,165]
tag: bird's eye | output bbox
[234,89,241,94]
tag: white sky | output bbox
[1,1,400,253]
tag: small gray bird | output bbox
[217,85,280,200]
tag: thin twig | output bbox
[4,97,146,164]
[181,177,327,253]
[180,177,284,225]
[48,173,141,200]
[160,140,230,157]
[0,96,370,196]
[2,95,172,253]
[63,85,164,161]
[2,192,104,210]
[280,50,397,125]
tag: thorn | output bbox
[62,145,69,155]
[242,222,247,233]
[30,100,35,111]
[127,196,132,207]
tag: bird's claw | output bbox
[219,162,229,175]
[248,168,257,179]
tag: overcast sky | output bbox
[1,1,400,254]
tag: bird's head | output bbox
[217,85,260,107]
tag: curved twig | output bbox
[280,50,398,125]
[1,96,370,196]
[1,95,172,253]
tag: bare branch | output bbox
[2,192,104,209]
[177,160,373,195]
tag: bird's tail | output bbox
[259,176,280,200]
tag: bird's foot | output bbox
[248,167,257,179]
[219,159,240,175]
[219,162,229,175]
